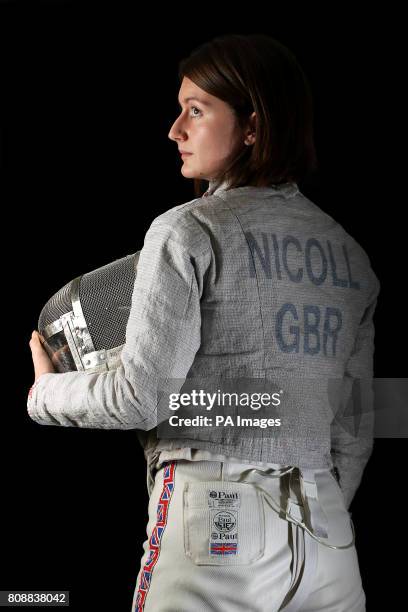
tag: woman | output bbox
[29,34,379,611]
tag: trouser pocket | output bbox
[183,480,265,565]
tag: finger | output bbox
[29,333,44,352]
[33,330,46,345]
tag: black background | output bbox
[0,1,405,610]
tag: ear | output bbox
[244,112,257,145]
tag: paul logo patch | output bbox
[213,510,237,532]
[208,490,240,556]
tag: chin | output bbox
[181,167,195,178]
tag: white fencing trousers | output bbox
[132,459,366,612]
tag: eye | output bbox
[177,104,202,119]
[190,106,202,117]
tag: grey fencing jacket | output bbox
[27,179,380,509]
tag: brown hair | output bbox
[177,33,319,197]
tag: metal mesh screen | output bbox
[80,253,138,350]
[38,252,140,351]
[38,280,73,331]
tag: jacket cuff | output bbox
[27,374,55,424]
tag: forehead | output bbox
[178,77,215,106]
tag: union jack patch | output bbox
[134,461,176,611]
[210,542,238,555]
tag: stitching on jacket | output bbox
[223,202,267,378]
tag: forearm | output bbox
[27,365,157,430]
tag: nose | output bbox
[168,114,186,142]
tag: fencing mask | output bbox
[38,252,140,374]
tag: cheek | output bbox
[199,127,235,159]
[219,120,242,152]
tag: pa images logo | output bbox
[212,511,237,533]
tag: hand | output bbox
[29,330,56,382]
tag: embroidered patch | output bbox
[208,490,240,556]
[207,489,241,509]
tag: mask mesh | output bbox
[38,253,139,352]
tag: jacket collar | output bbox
[202,178,299,198]
[202,178,230,197]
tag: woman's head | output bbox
[168,33,318,196]
[168,76,256,189]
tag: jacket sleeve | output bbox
[330,274,381,509]
[27,215,208,430]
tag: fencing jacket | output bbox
[27,179,380,508]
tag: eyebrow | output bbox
[178,96,212,107]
